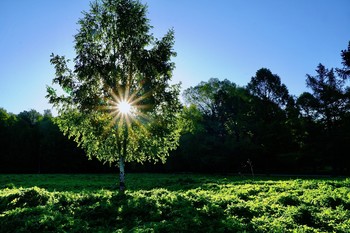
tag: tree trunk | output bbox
[119,125,128,192]
[119,155,126,192]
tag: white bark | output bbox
[119,156,125,192]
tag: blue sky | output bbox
[1,0,350,115]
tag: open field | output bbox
[1,174,350,232]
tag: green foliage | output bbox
[176,41,350,174]
[247,68,290,108]
[1,174,350,232]
[46,0,182,168]
[297,62,350,173]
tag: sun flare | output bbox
[103,84,152,131]
[118,100,132,114]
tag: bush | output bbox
[1,174,350,232]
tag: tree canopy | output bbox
[46,0,182,189]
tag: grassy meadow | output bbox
[1,173,350,232]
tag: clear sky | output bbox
[1,0,350,115]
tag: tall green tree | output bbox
[303,64,349,131]
[298,60,350,173]
[182,79,256,172]
[246,68,296,172]
[246,68,290,109]
[46,0,181,191]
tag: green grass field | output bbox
[1,173,350,232]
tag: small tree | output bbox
[46,0,181,191]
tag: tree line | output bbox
[1,41,349,175]
[168,41,350,175]
[0,109,114,173]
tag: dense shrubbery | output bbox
[1,174,349,232]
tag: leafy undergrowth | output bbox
[0,174,350,232]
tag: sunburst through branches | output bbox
[104,84,151,132]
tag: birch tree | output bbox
[46,0,181,191]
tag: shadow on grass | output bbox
[0,187,249,233]
[0,173,344,192]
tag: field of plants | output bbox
[0,173,350,232]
